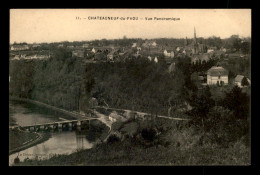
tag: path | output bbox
[95,106,190,121]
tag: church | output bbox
[183,27,210,63]
[184,27,208,56]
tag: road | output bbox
[94,106,190,121]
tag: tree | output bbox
[223,85,249,120]
[189,86,215,131]
[241,41,250,54]
[230,35,241,51]
[241,77,249,86]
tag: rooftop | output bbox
[234,75,245,82]
[207,66,228,76]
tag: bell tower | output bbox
[194,26,197,44]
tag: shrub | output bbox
[107,134,120,144]
[141,128,157,142]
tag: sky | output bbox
[10,9,251,44]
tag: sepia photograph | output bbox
[9,9,251,166]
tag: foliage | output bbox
[107,134,120,144]
[241,77,249,86]
[141,128,157,142]
[9,55,84,111]
[222,85,250,120]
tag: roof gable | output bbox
[207,66,228,76]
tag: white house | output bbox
[154,57,158,63]
[13,55,20,60]
[163,49,174,58]
[147,56,152,61]
[234,75,251,87]
[176,47,182,52]
[151,41,157,47]
[220,47,227,53]
[207,66,228,86]
[67,45,74,49]
[82,43,89,48]
[10,45,29,51]
[58,44,64,48]
[91,48,96,53]
[108,116,117,122]
[207,49,214,53]
[132,43,137,47]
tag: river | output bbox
[9,100,104,166]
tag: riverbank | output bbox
[9,129,51,155]
[16,130,250,166]
[16,117,250,166]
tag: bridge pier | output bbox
[30,126,35,131]
[58,123,62,129]
[68,122,72,128]
[53,124,58,130]
[49,124,54,129]
[35,127,40,132]
[40,125,45,131]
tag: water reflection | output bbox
[9,130,94,165]
[9,100,104,166]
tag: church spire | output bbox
[184,36,188,46]
[194,26,197,44]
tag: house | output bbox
[109,116,117,122]
[154,57,158,63]
[147,56,152,61]
[58,44,64,48]
[72,50,84,58]
[207,66,228,86]
[32,44,40,48]
[67,45,74,49]
[82,43,89,48]
[76,45,83,49]
[234,75,251,87]
[163,49,174,58]
[29,54,50,60]
[119,52,126,56]
[20,54,27,59]
[10,44,29,51]
[91,48,96,53]
[176,47,182,52]
[137,47,142,51]
[142,40,157,48]
[107,50,117,60]
[191,53,210,64]
[151,41,157,47]
[207,49,214,53]
[132,43,137,47]
[12,55,20,60]
[220,47,227,53]
[183,49,193,56]
[109,112,127,122]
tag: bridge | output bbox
[9,97,104,132]
[9,118,98,132]
[9,97,189,134]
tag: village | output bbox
[9,27,251,89]
[9,8,251,166]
